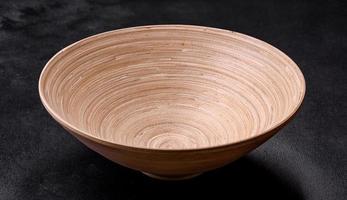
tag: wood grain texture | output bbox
[39,25,305,179]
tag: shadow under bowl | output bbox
[39,25,305,180]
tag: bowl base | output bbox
[142,172,202,180]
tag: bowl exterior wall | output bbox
[64,126,279,176]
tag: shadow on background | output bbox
[30,150,303,200]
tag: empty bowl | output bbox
[39,25,305,180]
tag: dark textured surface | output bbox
[0,0,346,199]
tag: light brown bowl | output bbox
[39,25,305,180]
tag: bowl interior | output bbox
[39,25,305,150]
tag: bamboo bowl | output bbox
[39,25,305,180]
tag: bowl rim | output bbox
[38,24,306,152]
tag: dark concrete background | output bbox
[0,0,346,199]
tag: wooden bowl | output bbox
[39,25,305,180]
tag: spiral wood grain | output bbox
[39,25,305,179]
